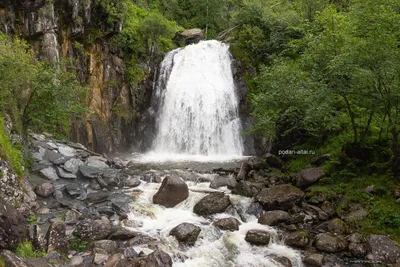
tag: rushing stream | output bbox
[124,40,303,266]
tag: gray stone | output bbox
[213,217,241,231]
[175,28,203,45]
[73,216,112,240]
[93,240,118,254]
[265,153,283,168]
[40,167,59,181]
[69,255,84,266]
[108,227,137,240]
[245,230,270,246]
[366,235,400,263]
[170,223,201,245]
[63,158,84,174]
[124,177,141,188]
[124,247,138,258]
[193,192,231,216]
[315,233,348,253]
[303,254,325,266]
[233,180,263,197]
[79,165,103,179]
[296,168,326,188]
[57,167,77,179]
[35,182,54,197]
[145,250,172,267]
[255,184,304,211]
[0,199,27,249]
[0,250,30,267]
[210,175,237,189]
[346,208,368,222]
[258,210,290,226]
[65,183,82,196]
[284,231,310,248]
[153,175,189,208]
[58,145,76,157]
[86,156,109,169]
[46,221,69,254]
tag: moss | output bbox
[15,241,46,258]
[0,257,5,267]
[0,116,23,177]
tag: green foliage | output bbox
[69,237,89,252]
[0,116,23,176]
[0,34,88,138]
[16,241,46,258]
[27,213,37,224]
[0,257,5,267]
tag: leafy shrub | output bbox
[16,241,46,258]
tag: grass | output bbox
[69,237,89,252]
[15,241,46,258]
[0,116,23,177]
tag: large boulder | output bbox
[255,184,304,211]
[0,250,30,267]
[232,181,263,197]
[79,165,103,179]
[303,254,325,266]
[153,176,189,208]
[0,199,27,249]
[174,28,204,45]
[73,216,112,240]
[193,192,231,216]
[46,221,69,254]
[258,210,290,226]
[315,233,348,253]
[145,250,173,267]
[63,158,84,174]
[366,235,400,263]
[170,223,201,246]
[245,230,270,246]
[284,231,310,248]
[265,153,283,168]
[213,217,241,231]
[295,168,326,188]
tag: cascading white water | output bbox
[151,40,244,157]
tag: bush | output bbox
[0,116,23,176]
[15,241,46,258]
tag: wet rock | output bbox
[310,154,331,166]
[210,175,237,189]
[295,168,326,188]
[35,182,54,197]
[265,153,283,168]
[145,250,173,267]
[93,240,118,254]
[321,201,336,218]
[213,217,241,231]
[57,167,77,179]
[315,233,348,253]
[193,192,231,216]
[124,177,141,188]
[247,157,269,171]
[153,175,189,208]
[366,234,400,263]
[79,165,103,179]
[245,230,270,246]
[109,226,137,240]
[109,193,132,214]
[258,210,290,226]
[86,191,110,203]
[237,162,249,181]
[28,224,46,250]
[0,199,27,249]
[175,28,203,45]
[124,247,138,258]
[0,250,30,267]
[86,156,109,169]
[127,233,157,247]
[271,256,292,267]
[73,216,112,240]
[58,145,76,157]
[303,254,325,266]
[46,221,69,254]
[65,183,82,196]
[40,167,59,181]
[246,202,264,218]
[284,231,310,248]
[326,218,348,234]
[44,150,65,164]
[113,157,126,169]
[142,172,162,183]
[232,180,263,197]
[102,168,121,187]
[255,184,304,211]
[63,158,84,174]
[170,223,201,246]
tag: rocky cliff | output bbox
[0,0,157,154]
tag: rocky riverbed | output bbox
[0,133,399,267]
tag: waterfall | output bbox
[150,40,244,157]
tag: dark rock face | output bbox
[170,223,201,246]
[255,184,304,211]
[153,176,189,208]
[46,221,69,254]
[73,216,112,240]
[145,250,173,267]
[295,168,326,188]
[174,28,204,45]
[233,181,263,197]
[193,192,231,216]
[315,233,348,253]
[245,230,271,246]
[265,153,283,168]
[258,210,290,226]
[366,235,400,263]
[0,199,27,249]
[213,218,241,231]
